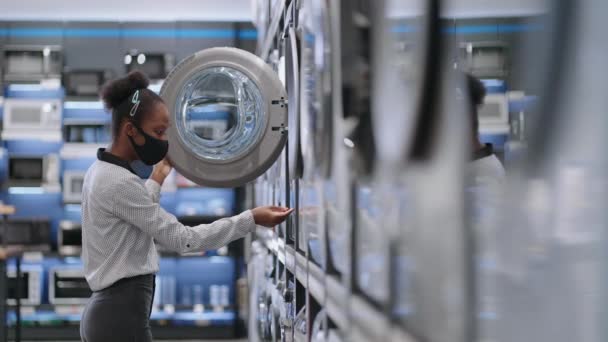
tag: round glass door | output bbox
[161,47,287,188]
[175,67,265,163]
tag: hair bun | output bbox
[100,71,151,110]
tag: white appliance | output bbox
[62,171,86,204]
[478,93,509,133]
[2,45,63,83]
[2,98,62,132]
[459,41,509,78]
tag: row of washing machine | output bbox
[243,0,608,341]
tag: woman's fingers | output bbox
[277,208,294,216]
[251,206,294,227]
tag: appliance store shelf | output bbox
[6,307,236,327]
[256,234,418,342]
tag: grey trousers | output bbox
[80,274,156,342]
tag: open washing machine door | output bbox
[160,47,287,188]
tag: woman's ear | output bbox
[124,121,136,137]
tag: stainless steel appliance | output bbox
[6,265,43,306]
[0,219,51,250]
[124,51,175,80]
[58,220,82,256]
[7,154,60,188]
[48,266,92,305]
[63,69,111,97]
[2,45,62,83]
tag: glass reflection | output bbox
[175,66,266,162]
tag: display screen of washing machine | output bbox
[175,67,266,162]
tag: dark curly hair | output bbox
[466,73,487,134]
[100,71,164,139]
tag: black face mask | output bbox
[128,123,169,165]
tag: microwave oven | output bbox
[3,98,62,132]
[63,69,110,97]
[478,93,509,130]
[8,154,60,188]
[124,52,174,80]
[459,41,508,79]
[63,171,86,203]
[48,266,92,305]
[6,265,43,306]
[64,124,111,144]
[58,220,82,256]
[2,45,62,83]
[0,218,51,250]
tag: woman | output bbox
[79,71,292,342]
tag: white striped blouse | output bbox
[81,149,255,291]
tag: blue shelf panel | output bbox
[4,139,63,155]
[480,133,509,151]
[6,311,81,325]
[0,192,63,248]
[481,79,507,93]
[175,188,236,217]
[175,257,236,307]
[4,85,65,99]
[63,101,110,124]
[509,95,538,113]
[7,309,236,326]
[61,157,96,172]
[160,192,177,216]
[171,310,235,326]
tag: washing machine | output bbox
[322,0,352,278]
[300,179,326,269]
[371,0,443,326]
[490,2,608,342]
[298,0,334,180]
[344,0,391,308]
[160,47,287,188]
[397,56,471,342]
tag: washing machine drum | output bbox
[161,47,287,188]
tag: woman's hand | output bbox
[150,158,173,186]
[251,206,294,228]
